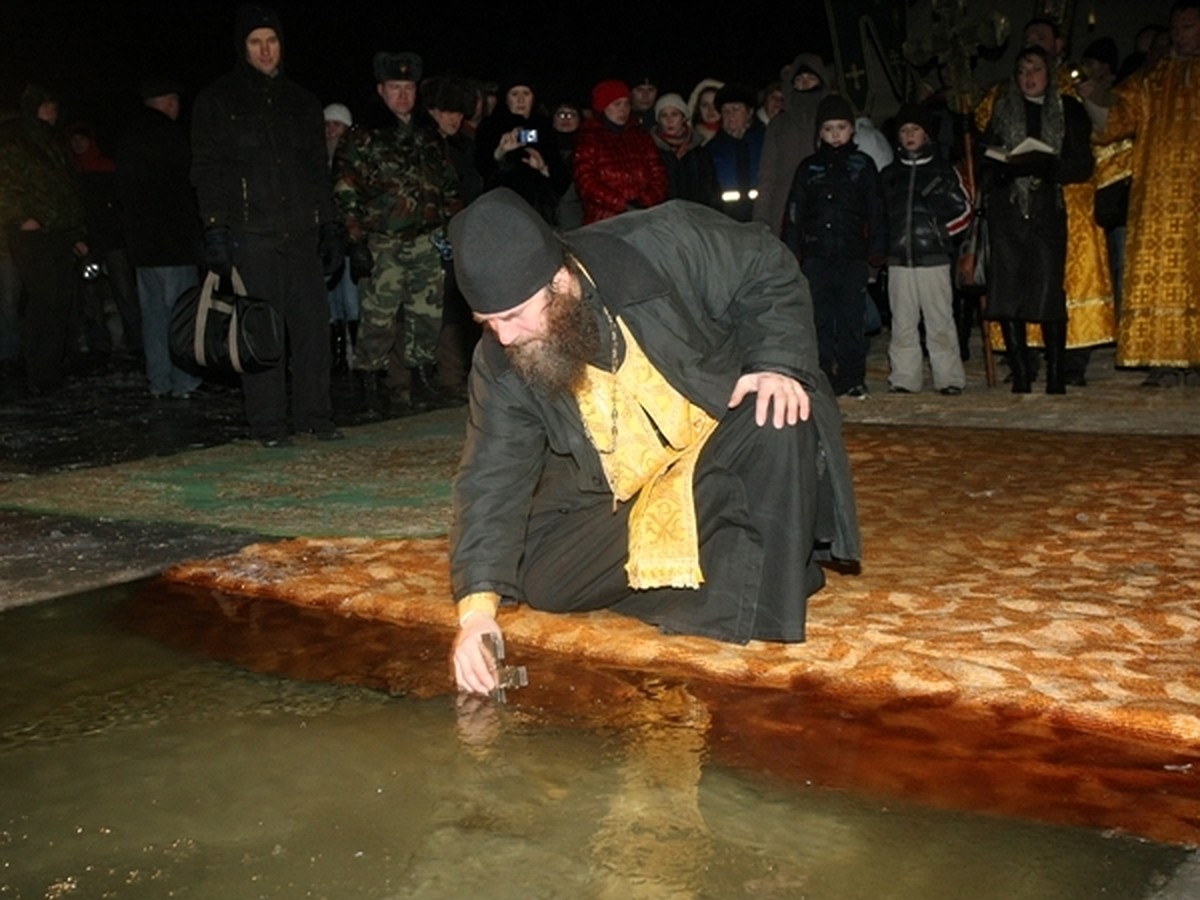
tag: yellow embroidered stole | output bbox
[575,320,719,590]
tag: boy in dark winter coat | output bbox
[783,95,885,399]
[880,104,972,394]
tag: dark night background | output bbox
[1,0,835,146]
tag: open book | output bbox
[985,136,1056,162]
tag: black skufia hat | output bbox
[448,189,562,315]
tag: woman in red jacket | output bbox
[572,79,668,224]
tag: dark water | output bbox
[1,584,1195,900]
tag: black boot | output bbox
[346,320,359,370]
[353,369,383,417]
[412,364,448,409]
[1000,320,1031,394]
[953,293,973,361]
[330,322,347,374]
[1043,321,1067,395]
[374,370,393,417]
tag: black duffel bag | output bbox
[170,269,283,375]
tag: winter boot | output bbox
[1042,321,1067,395]
[1000,320,1031,394]
[330,322,347,375]
[953,293,973,361]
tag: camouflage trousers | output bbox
[355,232,445,371]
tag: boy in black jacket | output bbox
[880,104,972,394]
[784,95,886,399]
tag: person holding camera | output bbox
[573,79,668,224]
[473,76,568,224]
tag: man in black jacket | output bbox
[447,189,861,695]
[116,76,203,399]
[191,3,344,445]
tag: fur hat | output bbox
[373,52,422,84]
[816,94,855,125]
[714,83,757,111]
[449,188,562,315]
[592,79,630,114]
[421,77,473,115]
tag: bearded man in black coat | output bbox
[447,188,861,695]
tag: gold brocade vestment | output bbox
[1098,56,1200,367]
[574,319,719,590]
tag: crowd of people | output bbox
[0,2,1197,429]
[0,2,1196,693]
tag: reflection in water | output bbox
[0,584,1196,899]
[585,679,713,898]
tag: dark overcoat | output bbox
[451,200,860,604]
[981,95,1094,322]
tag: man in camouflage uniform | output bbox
[333,51,461,415]
[0,85,88,394]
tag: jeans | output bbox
[138,265,202,396]
[326,264,360,322]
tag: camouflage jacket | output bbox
[0,117,85,239]
[332,118,461,241]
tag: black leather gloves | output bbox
[318,221,348,278]
[347,241,374,282]
[202,225,234,279]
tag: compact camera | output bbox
[518,128,538,145]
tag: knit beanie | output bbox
[449,188,562,314]
[323,103,352,127]
[138,75,183,101]
[1081,37,1119,74]
[592,79,630,114]
[234,4,282,48]
[19,84,57,121]
[653,93,689,120]
[816,94,855,126]
[894,103,933,139]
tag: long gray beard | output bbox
[504,283,602,398]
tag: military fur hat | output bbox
[448,188,562,315]
[374,52,423,84]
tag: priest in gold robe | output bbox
[1085,1,1200,385]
